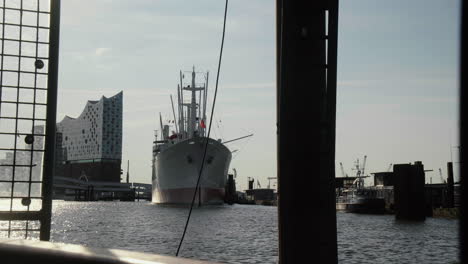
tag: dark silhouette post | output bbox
[225,174,236,204]
[126,160,130,183]
[447,162,455,208]
[462,0,468,260]
[248,178,254,190]
[393,162,426,221]
[277,0,339,263]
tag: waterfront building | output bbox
[56,91,123,182]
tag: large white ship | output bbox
[152,67,232,205]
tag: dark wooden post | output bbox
[277,0,339,263]
[447,162,455,208]
[394,162,426,221]
[460,0,467,260]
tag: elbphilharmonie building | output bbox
[56,92,123,182]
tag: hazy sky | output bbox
[336,0,460,184]
[57,0,460,189]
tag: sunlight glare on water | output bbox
[49,201,458,264]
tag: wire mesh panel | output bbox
[0,0,59,240]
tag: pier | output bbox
[336,161,461,219]
[53,176,152,201]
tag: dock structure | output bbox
[245,189,276,205]
[224,174,237,204]
[53,176,152,201]
[336,164,461,216]
[393,162,426,221]
[446,162,455,208]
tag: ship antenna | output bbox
[176,0,229,256]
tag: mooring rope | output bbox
[176,0,229,256]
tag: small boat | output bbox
[336,156,385,214]
[336,188,385,214]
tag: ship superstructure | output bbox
[152,67,232,204]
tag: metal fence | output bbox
[0,0,59,241]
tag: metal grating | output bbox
[0,0,59,240]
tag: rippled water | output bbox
[336,212,459,264]
[50,201,459,264]
[51,201,278,263]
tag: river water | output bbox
[50,201,459,264]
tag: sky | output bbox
[56,0,461,189]
[336,0,461,185]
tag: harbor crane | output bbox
[339,162,348,177]
[353,158,361,176]
[424,169,434,184]
[352,155,367,177]
[361,155,367,176]
[351,155,368,188]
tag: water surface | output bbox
[50,201,459,263]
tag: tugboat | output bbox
[336,156,386,214]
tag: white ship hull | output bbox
[152,137,232,205]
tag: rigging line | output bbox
[210,110,219,140]
[175,0,229,257]
[232,136,252,160]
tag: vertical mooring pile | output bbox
[446,162,455,208]
[393,161,426,221]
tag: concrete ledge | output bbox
[0,239,220,264]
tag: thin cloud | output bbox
[95,47,111,56]
[222,82,275,90]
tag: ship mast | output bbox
[177,84,183,138]
[202,72,209,137]
[179,71,185,139]
[170,95,179,135]
[180,67,207,139]
[189,67,196,136]
[159,113,164,140]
